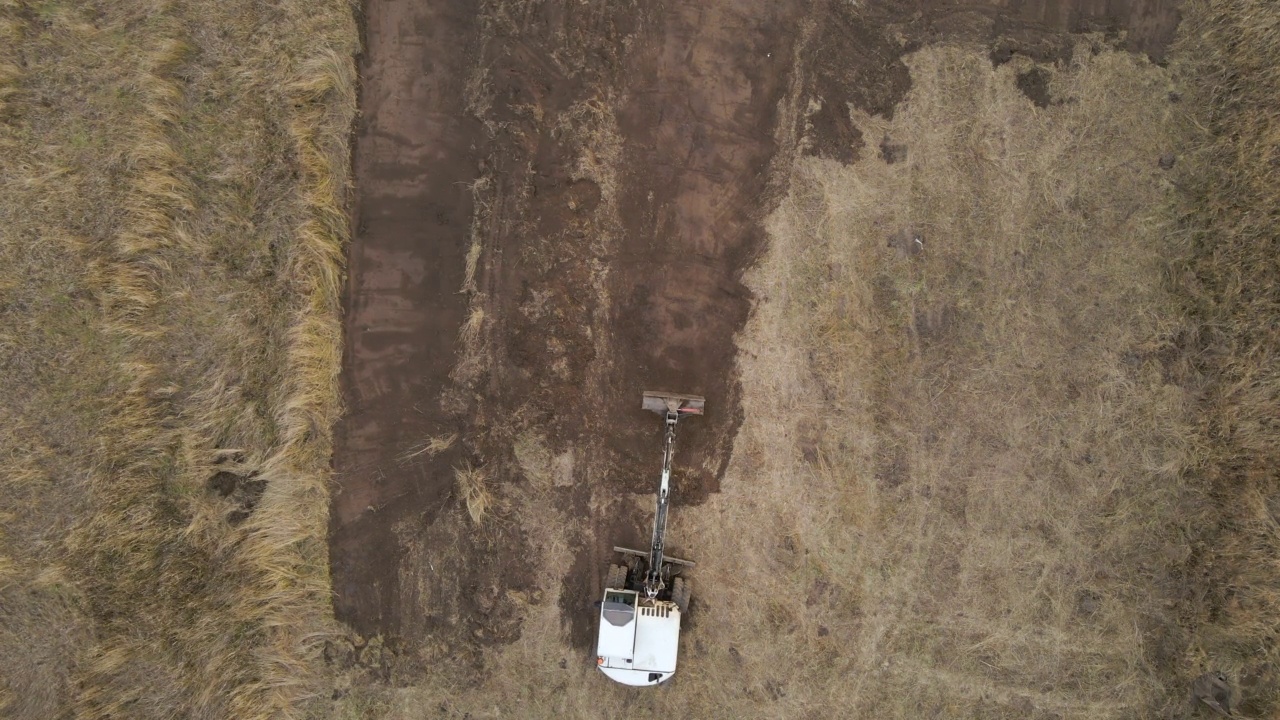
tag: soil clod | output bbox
[880,135,909,164]
[1017,67,1053,108]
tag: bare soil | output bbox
[331,0,483,640]
[331,0,1184,697]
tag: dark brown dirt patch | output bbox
[880,136,910,165]
[807,99,864,163]
[812,2,914,121]
[207,471,266,525]
[473,0,815,649]
[329,0,491,642]
[1017,66,1053,108]
[803,0,912,163]
[206,471,240,497]
[802,0,1184,163]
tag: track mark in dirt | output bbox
[330,0,484,638]
[604,0,808,504]
[440,0,821,652]
[556,0,822,648]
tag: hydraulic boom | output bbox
[642,407,680,597]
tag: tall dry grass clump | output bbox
[0,1,358,718]
[454,462,493,525]
[1172,0,1280,713]
[232,42,358,717]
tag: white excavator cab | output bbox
[595,587,682,685]
[595,392,701,686]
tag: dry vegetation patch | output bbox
[1169,0,1280,714]
[0,1,357,717]
[678,45,1195,719]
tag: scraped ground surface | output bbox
[329,0,1213,717]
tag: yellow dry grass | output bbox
[400,433,458,465]
[454,461,494,525]
[450,303,490,386]
[0,1,357,718]
[672,44,1194,720]
[1167,0,1280,714]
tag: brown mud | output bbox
[331,0,1182,680]
[330,0,483,638]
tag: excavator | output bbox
[595,391,702,686]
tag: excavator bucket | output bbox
[641,391,705,416]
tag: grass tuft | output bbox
[400,433,458,464]
[460,305,486,348]
[455,462,493,525]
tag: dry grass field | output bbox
[1,0,1279,719]
[0,1,356,717]
[1168,0,1280,712]
[709,46,1194,718]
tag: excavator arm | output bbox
[642,410,679,596]
[613,391,703,598]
